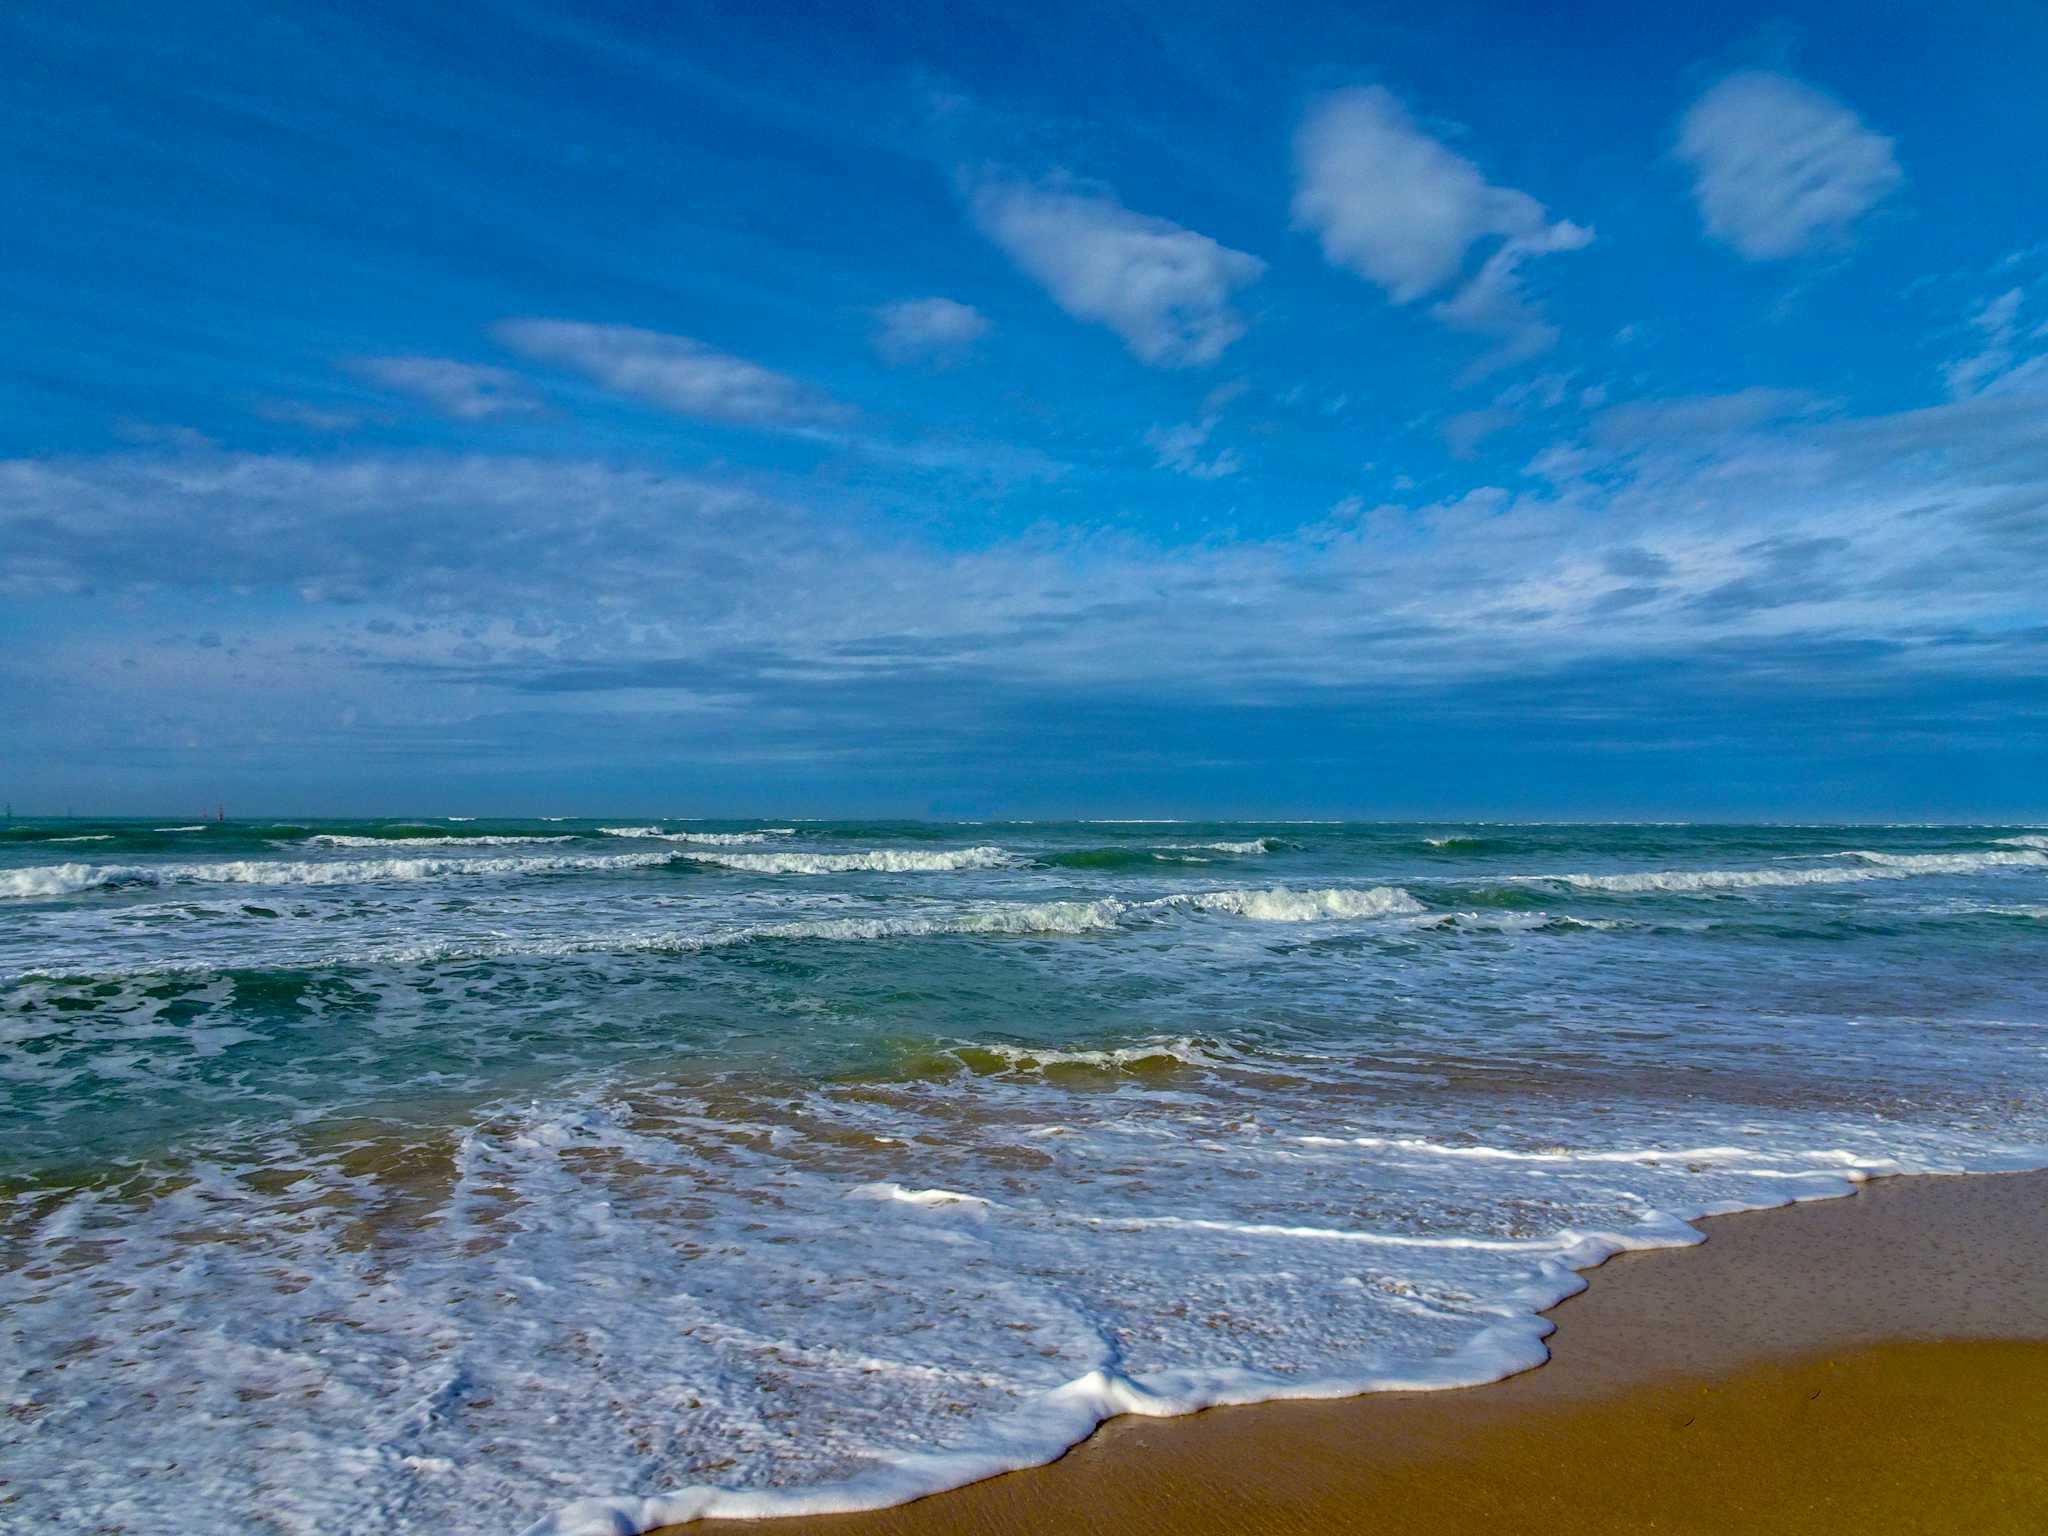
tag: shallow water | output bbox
[3,818,2045,1532]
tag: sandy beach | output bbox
[686,1169,2048,1536]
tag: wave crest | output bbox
[0,851,681,899]
[683,846,1017,874]
[301,833,576,848]
[1161,885,1424,922]
[598,827,776,845]
[1527,848,2048,894]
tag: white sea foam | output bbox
[953,1036,1231,1072]
[849,1182,996,1212]
[1993,835,2048,849]
[1157,839,1274,855]
[4,1059,2043,1536]
[599,827,774,845]
[1404,910,1623,933]
[302,833,577,848]
[4,885,1439,980]
[0,850,679,899]
[1299,1136,1912,1173]
[154,825,208,832]
[1527,847,2048,894]
[1853,850,2048,874]
[1159,885,1424,922]
[682,846,1018,874]
[43,834,114,843]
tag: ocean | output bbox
[4,818,2045,1533]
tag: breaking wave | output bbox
[1522,848,2048,894]
[0,851,683,899]
[681,846,1018,875]
[1159,885,1424,922]
[1039,838,1277,871]
[301,833,577,848]
[599,828,776,845]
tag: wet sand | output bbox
[687,1169,2048,1535]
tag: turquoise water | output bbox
[3,819,2046,1531]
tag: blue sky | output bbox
[4,0,2046,816]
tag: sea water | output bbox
[3,819,2045,1532]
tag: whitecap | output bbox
[301,834,577,848]
[599,827,773,845]
[1524,848,2047,894]
[1154,886,1424,922]
[683,846,1018,874]
[0,850,680,899]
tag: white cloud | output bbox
[1144,417,1242,479]
[1676,71,1902,260]
[874,297,991,364]
[968,174,1264,367]
[495,319,849,428]
[1292,86,1591,373]
[1429,220,1593,374]
[352,357,540,420]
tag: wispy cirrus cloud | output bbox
[1144,417,1242,479]
[351,356,541,420]
[1292,86,1592,376]
[1676,70,1903,261]
[495,319,852,428]
[1943,286,2041,399]
[967,173,1264,367]
[251,399,365,433]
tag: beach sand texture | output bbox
[688,1169,2048,1535]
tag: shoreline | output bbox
[603,1166,2048,1535]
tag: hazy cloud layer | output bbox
[8,376,2043,698]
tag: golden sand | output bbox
[684,1169,2048,1535]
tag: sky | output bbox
[3,0,2047,818]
